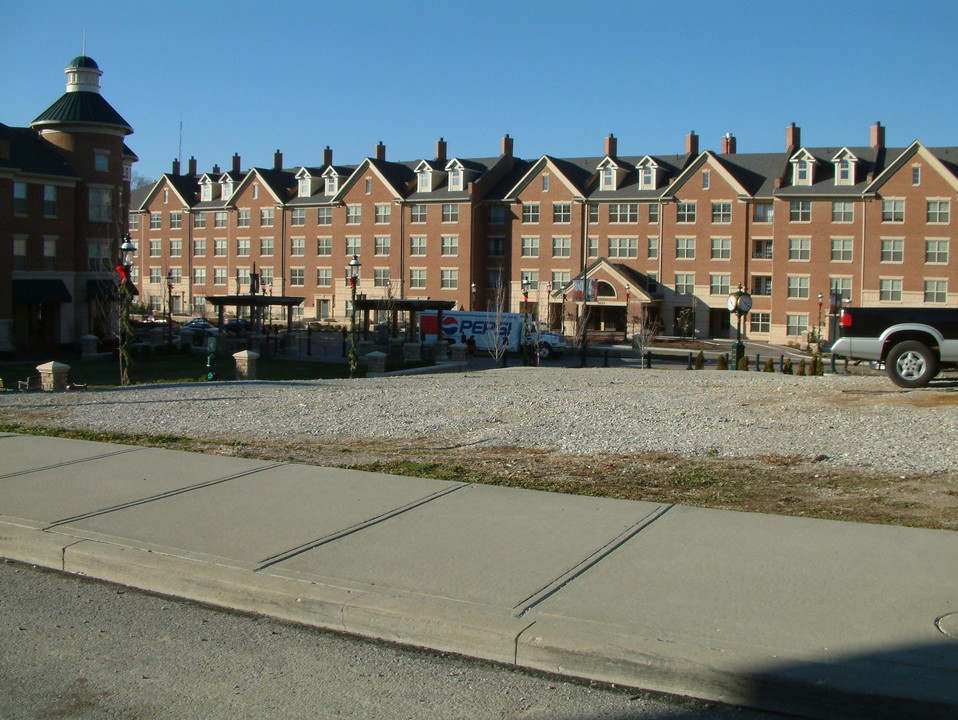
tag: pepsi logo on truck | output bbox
[421,311,566,359]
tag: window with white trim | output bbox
[925,239,949,264]
[442,203,459,222]
[787,275,810,298]
[647,236,659,259]
[831,237,853,261]
[927,200,950,223]
[170,239,182,257]
[88,188,112,221]
[375,204,391,224]
[675,237,695,259]
[193,238,206,257]
[441,268,458,289]
[709,274,730,296]
[786,314,808,336]
[711,202,731,223]
[789,200,811,222]
[788,237,810,261]
[374,268,391,287]
[676,202,696,223]
[410,268,426,289]
[750,312,771,334]
[375,236,391,256]
[290,268,305,287]
[553,202,571,223]
[552,236,571,257]
[260,208,274,227]
[213,267,227,285]
[316,268,332,287]
[880,238,904,263]
[149,240,161,257]
[674,273,695,295]
[345,205,361,224]
[214,212,227,228]
[237,209,250,227]
[879,278,902,301]
[290,237,305,256]
[752,275,772,295]
[260,237,274,256]
[609,236,638,258]
[882,198,904,222]
[440,235,458,256]
[924,279,947,303]
[609,203,638,223]
[316,236,332,256]
[832,201,854,223]
[317,207,332,225]
[410,204,427,223]
[521,236,539,257]
[521,203,539,223]
[410,236,426,256]
[193,267,206,285]
[710,237,731,259]
[345,236,361,256]
[194,212,206,229]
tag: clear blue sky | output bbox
[3,0,956,182]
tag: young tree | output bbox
[484,281,509,364]
[631,304,661,367]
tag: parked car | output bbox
[222,319,251,334]
[183,318,215,330]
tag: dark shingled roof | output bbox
[0,122,79,178]
[31,90,132,133]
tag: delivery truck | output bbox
[421,310,567,360]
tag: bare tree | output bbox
[632,304,662,367]
[484,281,509,363]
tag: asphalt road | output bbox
[0,561,789,720]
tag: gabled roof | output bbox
[502,155,589,200]
[231,167,297,205]
[665,151,751,197]
[139,173,199,209]
[331,157,414,202]
[406,157,496,201]
[588,153,690,199]
[865,141,958,194]
[553,257,656,302]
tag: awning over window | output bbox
[87,278,118,301]
[12,279,72,304]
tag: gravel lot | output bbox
[2,368,956,476]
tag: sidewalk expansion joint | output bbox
[0,447,143,480]
[255,483,470,571]
[42,462,288,528]
[513,503,674,618]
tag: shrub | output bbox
[783,358,793,375]
[716,354,728,371]
[694,350,705,370]
[798,358,807,375]
[737,355,749,371]
[764,358,775,372]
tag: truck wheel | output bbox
[885,341,939,388]
[538,343,552,361]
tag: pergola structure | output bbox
[205,294,305,332]
[353,298,455,341]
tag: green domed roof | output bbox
[69,55,99,69]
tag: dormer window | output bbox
[200,179,219,202]
[601,167,615,190]
[790,150,817,186]
[831,149,858,186]
[299,177,311,197]
[321,168,339,196]
[222,180,233,198]
[635,157,659,190]
[449,168,463,192]
[418,170,431,193]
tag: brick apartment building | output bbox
[130,121,958,346]
[5,57,957,354]
[1,55,135,354]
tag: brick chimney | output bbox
[172,158,181,175]
[323,146,333,167]
[604,133,617,158]
[722,133,737,154]
[501,133,513,157]
[435,138,447,163]
[274,149,283,170]
[685,131,699,155]
[232,152,241,173]
[375,141,386,161]
[786,123,801,153]
[870,121,885,150]
[212,164,221,174]
[188,156,197,175]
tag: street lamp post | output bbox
[521,278,531,365]
[727,284,752,369]
[348,255,362,378]
[165,269,174,346]
[470,282,476,311]
[116,235,136,386]
[817,292,824,345]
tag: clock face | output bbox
[738,294,753,313]
[727,294,738,312]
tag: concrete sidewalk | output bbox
[1,431,956,719]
